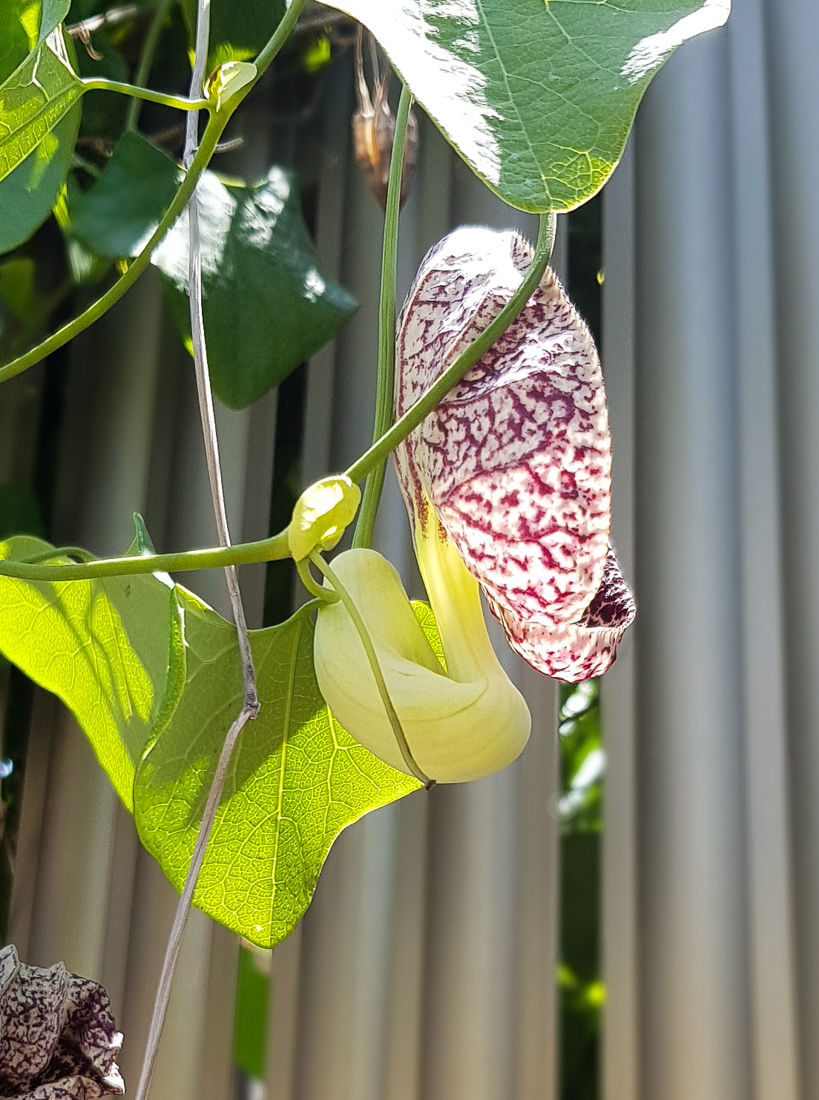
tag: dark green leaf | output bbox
[74,28,129,139]
[233,946,269,1080]
[0,258,37,325]
[39,0,70,39]
[0,13,82,253]
[0,486,43,538]
[322,0,730,211]
[134,599,419,947]
[152,168,357,409]
[180,0,285,70]
[70,131,181,258]
[0,536,183,808]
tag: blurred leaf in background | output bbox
[559,679,604,1100]
[152,168,357,409]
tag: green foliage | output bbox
[322,0,729,212]
[0,6,82,253]
[70,131,181,258]
[233,946,270,1080]
[0,486,43,539]
[558,679,604,1099]
[0,535,422,945]
[135,597,420,946]
[0,536,181,808]
[180,0,286,72]
[152,168,358,409]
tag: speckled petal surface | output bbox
[0,946,124,1099]
[395,226,634,681]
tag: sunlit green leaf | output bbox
[0,30,82,187]
[70,130,181,258]
[0,9,82,253]
[0,536,183,809]
[152,168,357,409]
[134,599,420,948]
[322,0,729,211]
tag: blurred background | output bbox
[0,0,814,1097]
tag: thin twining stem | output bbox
[182,0,258,714]
[352,81,413,550]
[131,700,257,1100]
[133,1,256,1096]
[0,212,555,586]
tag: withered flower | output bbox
[0,946,124,1099]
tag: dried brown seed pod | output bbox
[352,26,419,211]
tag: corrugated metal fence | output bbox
[3,2,819,1097]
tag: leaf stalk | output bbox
[352,81,413,549]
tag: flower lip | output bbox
[394,225,634,682]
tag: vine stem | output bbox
[131,702,256,1100]
[80,76,208,113]
[345,210,556,483]
[352,81,413,549]
[125,0,178,131]
[0,0,309,387]
[133,1,258,1096]
[0,213,555,585]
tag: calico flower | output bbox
[394,225,635,682]
[313,224,634,784]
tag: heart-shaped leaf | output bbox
[152,168,357,409]
[69,131,181,259]
[0,537,182,808]
[322,0,729,211]
[134,597,420,947]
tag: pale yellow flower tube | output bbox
[313,529,530,784]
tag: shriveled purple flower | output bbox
[394,226,635,682]
[0,946,124,1100]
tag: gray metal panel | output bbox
[634,26,751,1100]
[764,0,819,1094]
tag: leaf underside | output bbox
[135,598,420,948]
[0,538,422,946]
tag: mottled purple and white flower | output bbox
[0,946,124,1099]
[394,226,635,682]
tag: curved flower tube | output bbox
[394,226,635,682]
[313,545,531,783]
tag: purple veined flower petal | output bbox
[487,545,636,681]
[394,226,635,682]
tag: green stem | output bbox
[0,211,554,584]
[0,111,226,386]
[345,211,557,485]
[0,530,290,582]
[253,0,309,75]
[125,0,176,131]
[0,0,309,387]
[352,82,413,550]
[309,550,430,787]
[81,76,210,113]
